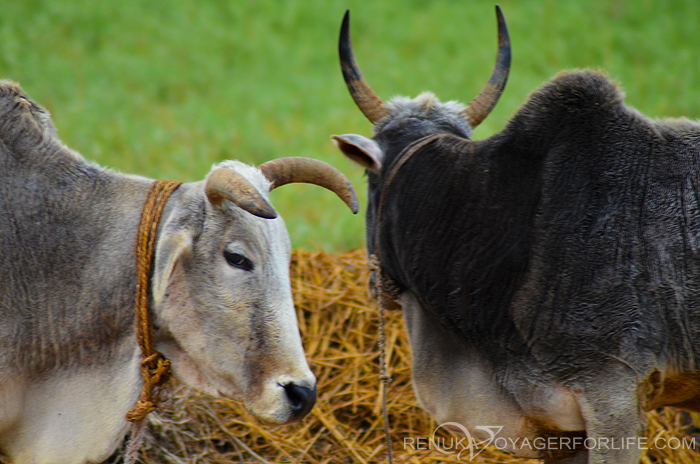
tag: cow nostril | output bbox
[283,383,317,420]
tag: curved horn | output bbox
[258,157,359,214]
[462,5,511,129]
[206,168,278,219]
[339,10,389,124]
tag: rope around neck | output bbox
[124,179,182,463]
[369,133,446,463]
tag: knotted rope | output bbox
[124,179,182,463]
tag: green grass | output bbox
[1,0,699,252]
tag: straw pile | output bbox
[113,249,700,464]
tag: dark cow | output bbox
[332,6,700,464]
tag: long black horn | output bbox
[258,157,359,214]
[339,10,389,124]
[462,5,511,128]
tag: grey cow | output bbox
[333,7,700,464]
[0,81,357,464]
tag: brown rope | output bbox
[126,179,182,423]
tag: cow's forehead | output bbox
[376,92,474,138]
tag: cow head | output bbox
[151,157,357,424]
[331,6,510,297]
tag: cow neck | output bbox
[368,132,447,464]
[126,179,183,424]
[371,133,447,307]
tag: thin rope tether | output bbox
[368,254,394,464]
[124,179,182,464]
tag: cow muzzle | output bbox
[283,381,317,422]
[246,373,317,425]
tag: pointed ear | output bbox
[153,229,193,302]
[331,134,384,174]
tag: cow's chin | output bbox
[153,338,240,397]
[167,351,236,398]
[157,343,302,425]
[173,358,300,425]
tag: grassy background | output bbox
[1,0,699,252]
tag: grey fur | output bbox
[0,81,316,464]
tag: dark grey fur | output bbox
[336,70,700,463]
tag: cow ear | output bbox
[152,229,193,303]
[331,134,383,174]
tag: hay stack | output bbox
[114,249,700,463]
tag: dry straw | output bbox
[112,249,700,464]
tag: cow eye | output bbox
[224,251,254,271]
